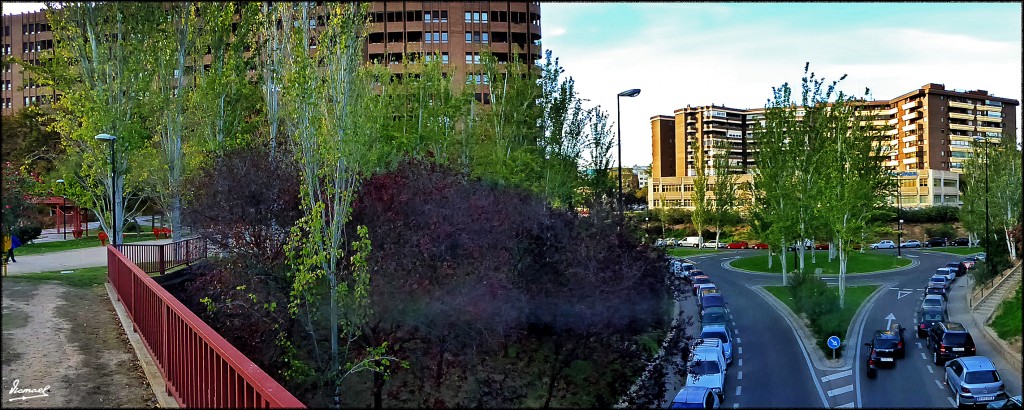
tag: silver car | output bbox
[936,267,957,282]
[945,356,1007,407]
[922,294,946,312]
[930,274,951,290]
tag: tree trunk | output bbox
[780,239,788,286]
[767,249,773,269]
[542,341,565,409]
[372,367,384,409]
[838,238,847,309]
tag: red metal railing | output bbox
[106,244,305,408]
[118,237,208,275]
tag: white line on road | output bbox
[947,397,956,407]
[738,346,743,355]
[917,288,926,291]
[734,328,739,335]
[917,342,922,349]
[738,359,743,367]
[927,366,934,374]
[934,379,945,389]
[820,369,853,383]
[921,352,928,360]
[733,321,738,327]
[736,337,741,344]
[889,287,899,290]
[738,371,743,380]
[736,386,742,396]
[730,314,734,319]
[827,385,854,397]
[733,404,739,409]
[837,403,855,408]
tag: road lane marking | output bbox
[837,403,855,408]
[734,328,739,335]
[934,379,945,389]
[897,290,913,299]
[733,404,739,408]
[736,337,741,344]
[827,385,854,397]
[927,365,934,374]
[738,371,742,380]
[738,359,743,367]
[889,287,899,290]
[947,397,956,407]
[921,352,928,360]
[917,342,922,348]
[736,386,742,396]
[738,347,743,355]
[820,369,853,383]
[733,321,737,327]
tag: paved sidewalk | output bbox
[5,237,172,275]
[949,274,1023,397]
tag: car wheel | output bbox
[866,366,876,379]
[933,351,941,365]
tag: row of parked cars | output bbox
[865,254,1015,408]
[656,237,770,250]
[869,237,977,249]
[668,258,736,408]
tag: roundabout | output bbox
[726,250,915,275]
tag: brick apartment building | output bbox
[1,1,541,115]
[649,84,1018,210]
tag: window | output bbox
[481,12,488,22]
[481,32,488,43]
[465,31,472,42]
[441,53,448,64]
[441,32,448,43]
[440,11,447,22]
[465,11,472,21]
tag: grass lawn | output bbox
[920,247,986,256]
[16,234,158,256]
[731,251,912,274]
[666,247,720,258]
[990,283,1022,341]
[764,284,879,357]
[4,266,108,288]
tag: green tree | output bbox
[709,139,739,247]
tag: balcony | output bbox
[887,118,900,126]
[901,134,920,143]
[884,128,899,136]
[901,100,921,111]
[975,104,1001,112]
[949,123,974,131]
[949,101,974,109]
[976,115,1001,124]
[902,146,920,154]
[977,125,1002,133]
[884,107,899,115]
[902,157,919,164]
[883,160,900,167]
[902,123,920,132]
[686,117,696,124]
[902,111,921,121]
[948,112,974,120]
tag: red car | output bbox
[727,241,749,249]
[814,243,830,250]
[751,243,769,249]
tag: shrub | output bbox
[925,223,957,239]
[13,224,42,243]
[123,220,140,233]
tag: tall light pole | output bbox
[95,133,117,246]
[616,88,641,223]
[896,184,903,257]
[975,136,991,280]
[56,179,67,240]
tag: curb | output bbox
[723,254,920,277]
[105,283,178,408]
[963,275,1024,377]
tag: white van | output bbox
[680,237,702,248]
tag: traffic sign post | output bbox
[827,336,841,360]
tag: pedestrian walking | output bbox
[4,234,20,263]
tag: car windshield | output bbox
[964,370,1000,384]
[690,360,721,375]
[702,311,727,323]
[701,331,728,343]
[873,337,899,349]
[693,278,709,285]
[702,296,724,307]
[923,299,942,306]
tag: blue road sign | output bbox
[827,336,841,349]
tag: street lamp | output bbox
[56,179,66,240]
[896,183,903,257]
[95,133,117,246]
[974,136,991,280]
[898,219,904,258]
[616,88,641,223]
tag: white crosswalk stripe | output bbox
[820,369,852,383]
[827,385,854,397]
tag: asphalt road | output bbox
[659,247,1019,409]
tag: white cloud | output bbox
[546,26,567,38]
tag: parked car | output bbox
[865,327,904,377]
[927,322,976,365]
[925,237,948,247]
[986,395,1022,409]
[670,386,721,409]
[695,283,717,299]
[686,268,706,281]
[917,307,947,338]
[701,306,731,330]
[947,261,968,277]
[691,276,711,295]
[686,339,727,401]
[929,274,951,290]
[936,267,957,283]
[870,240,896,249]
[923,294,946,312]
[944,356,1007,408]
[951,237,971,246]
[700,294,726,317]
[814,243,830,250]
[964,257,979,269]
[977,253,987,261]
[655,239,668,248]
[680,237,702,248]
[788,239,813,251]
[726,241,749,249]
[701,240,727,249]
[699,324,734,365]
[751,243,770,250]
[900,239,922,248]
[926,283,948,300]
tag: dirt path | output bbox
[2,280,157,407]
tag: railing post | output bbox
[160,244,167,275]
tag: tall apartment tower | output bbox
[1,1,541,116]
[648,84,1018,210]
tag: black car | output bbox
[865,326,905,378]
[926,283,948,300]
[927,321,976,365]
[946,261,968,277]
[917,307,947,338]
[925,237,947,247]
[951,237,971,246]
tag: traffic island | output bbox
[729,251,913,274]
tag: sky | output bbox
[5,2,1021,167]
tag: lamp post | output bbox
[896,184,902,257]
[95,133,117,246]
[56,179,67,240]
[616,88,641,224]
[975,137,991,280]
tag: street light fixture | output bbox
[616,88,641,223]
[56,179,66,240]
[95,133,117,246]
